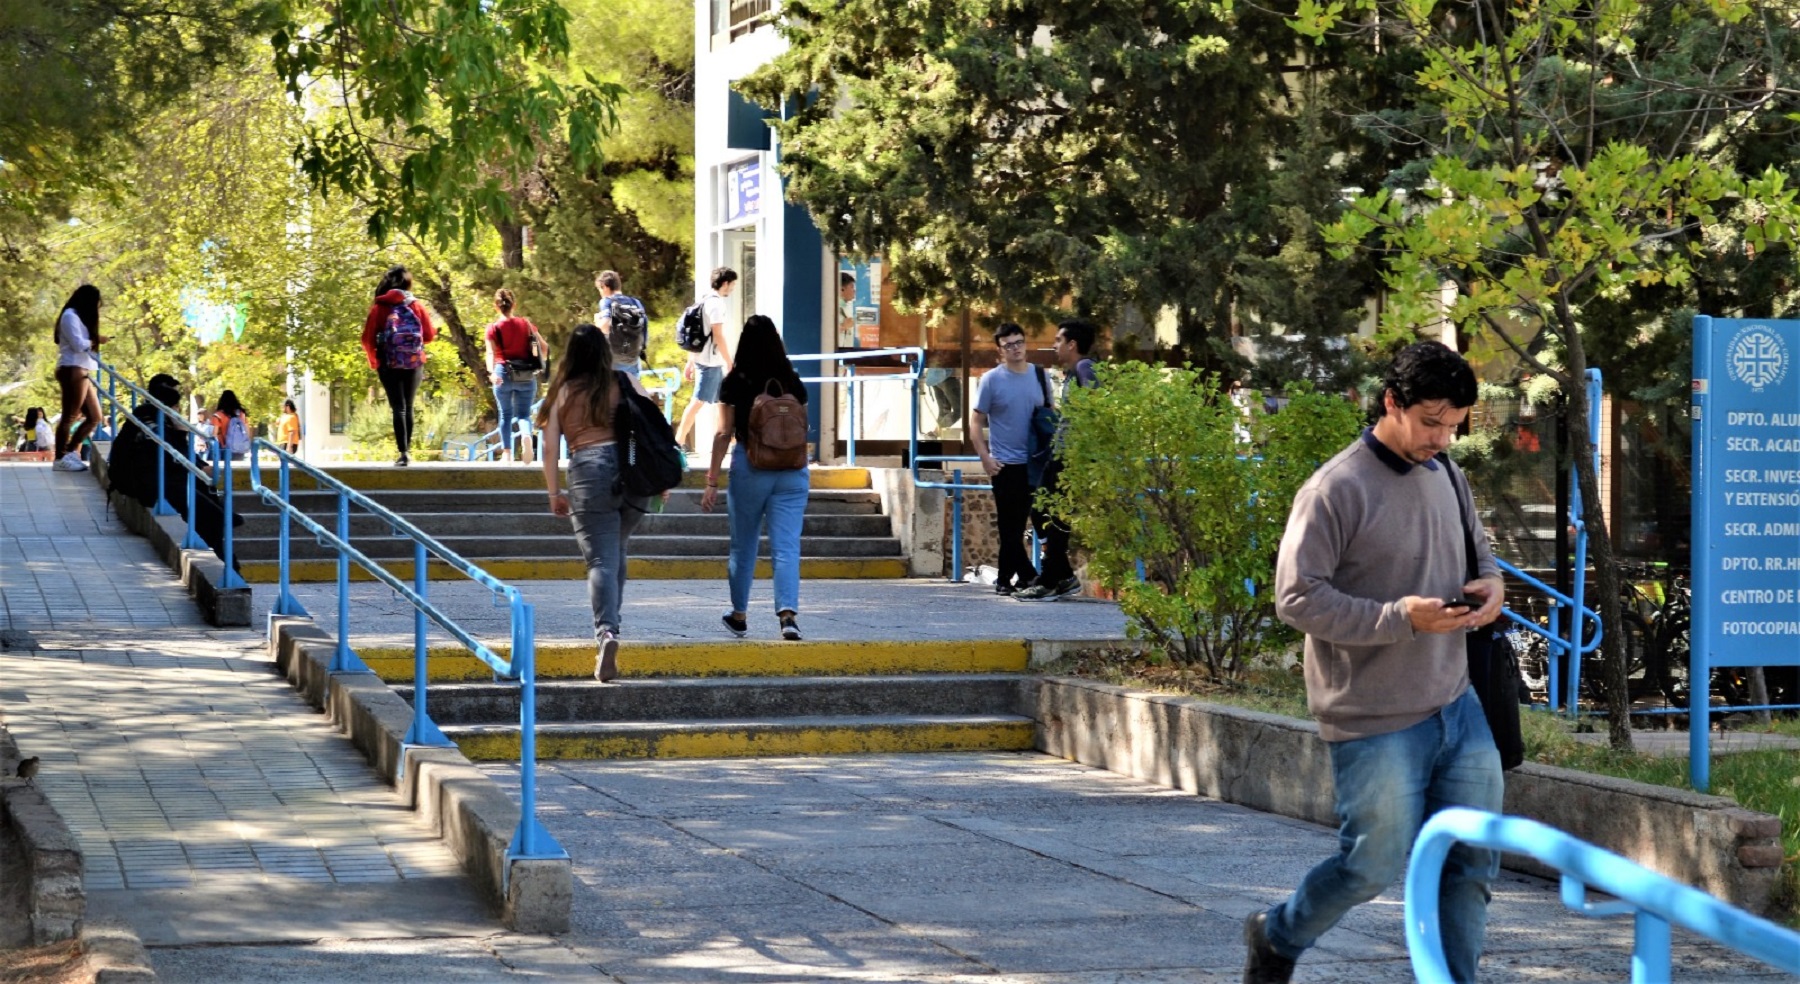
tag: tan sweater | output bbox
[1274,431,1499,741]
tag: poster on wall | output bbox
[836,257,882,348]
[726,159,760,224]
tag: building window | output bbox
[329,383,354,435]
[715,0,773,42]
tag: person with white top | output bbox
[52,285,107,472]
[21,408,54,453]
[674,267,737,456]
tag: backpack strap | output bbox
[1437,452,1481,587]
[1034,364,1051,407]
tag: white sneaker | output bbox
[53,453,88,472]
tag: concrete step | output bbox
[358,639,1030,683]
[442,714,1038,760]
[231,533,902,561]
[236,488,884,517]
[231,463,874,493]
[241,555,911,583]
[235,510,894,539]
[397,674,1025,725]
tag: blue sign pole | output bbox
[1690,316,1800,791]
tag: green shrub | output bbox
[1044,363,1363,681]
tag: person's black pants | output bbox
[377,366,423,454]
[1033,457,1074,585]
[991,463,1038,590]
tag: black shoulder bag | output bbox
[1442,455,1525,771]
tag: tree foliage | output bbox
[273,0,626,246]
[1045,363,1364,679]
[1296,0,1800,749]
[741,0,1372,373]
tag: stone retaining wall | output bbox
[1,729,83,945]
[1022,675,1785,914]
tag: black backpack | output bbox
[614,370,685,497]
[606,296,647,361]
[675,301,710,353]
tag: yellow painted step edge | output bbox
[242,556,908,583]
[453,721,1038,760]
[229,466,871,492]
[361,638,1030,682]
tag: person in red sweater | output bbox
[360,265,437,466]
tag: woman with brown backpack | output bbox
[700,314,810,641]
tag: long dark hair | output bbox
[729,314,796,391]
[374,265,412,297]
[216,390,245,417]
[24,407,43,429]
[536,324,617,431]
[57,284,101,342]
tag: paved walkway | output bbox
[2,462,1791,981]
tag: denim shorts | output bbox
[694,363,724,403]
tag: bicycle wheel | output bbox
[1653,614,1690,706]
[1586,611,1652,704]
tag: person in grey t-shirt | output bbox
[970,322,1051,594]
[1244,341,1505,984]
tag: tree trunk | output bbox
[1560,336,1636,753]
[497,221,525,270]
[416,266,497,420]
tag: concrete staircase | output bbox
[378,639,1037,760]
[228,464,909,582]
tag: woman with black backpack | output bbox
[538,323,657,682]
[700,314,810,641]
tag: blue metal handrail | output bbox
[91,360,246,588]
[1407,808,1799,982]
[244,439,566,878]
[792,346,924,467]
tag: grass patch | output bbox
[1043,648,1799,926]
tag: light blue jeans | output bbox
[565,444,646,640]
[494,374,538,457]
[726,446,808,615]
[1264,688,1503,982]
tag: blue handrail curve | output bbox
[1406,808,1799,982]
[244,439,566,876]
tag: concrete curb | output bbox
[1024,675,1784,914]
[268,617,571,932]
[1,729,84,945]
[82,916,157,983]
[89,453,251,627]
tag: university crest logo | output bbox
[1726,325,1789,393]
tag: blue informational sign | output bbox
[1690,315,1800,789]
[726,158,761,224]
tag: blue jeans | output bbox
[565,444,646,639]
[726,446,808,615]
[494,374,538,456]
[1265,688,1503,982]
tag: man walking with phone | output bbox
[1246,340,1506,983]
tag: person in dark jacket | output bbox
[107,374,242,569]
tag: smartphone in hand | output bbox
[1443,596,1480,611]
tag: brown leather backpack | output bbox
[747,379,808,470]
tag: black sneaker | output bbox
[994,581,1017,596]
[721,612,748,638]
[779,613,801,641]
[1242,911,1296,984]
[395,453,410,467]
[1048,575,1082,599]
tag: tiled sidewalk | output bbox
[0,462,461,895]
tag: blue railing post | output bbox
[401,539,452,757]
[152,415,176,517]
[217,448,246,589]
[950,468,965,582]
[506,597,566,874]
[272,450,309,618]
[847,363,858,465]
[179,433,206,550]
[329,489,359,673]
